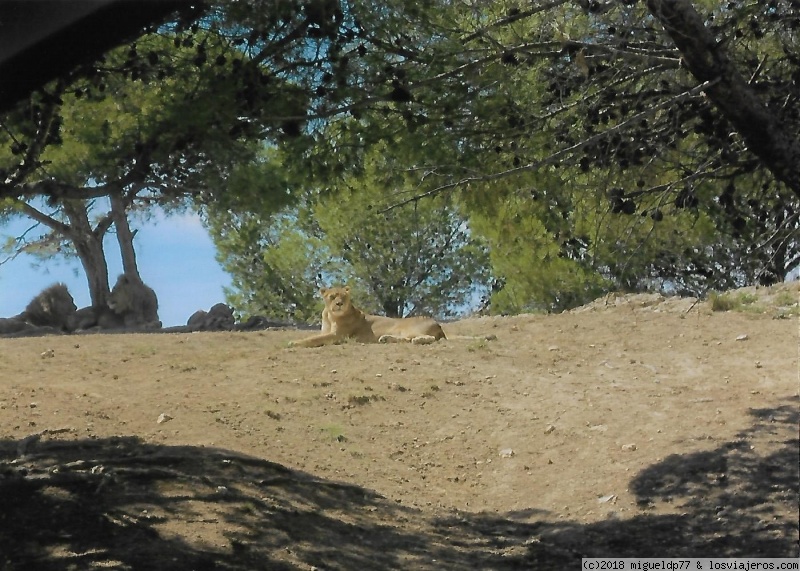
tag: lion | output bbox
[68,275,160,331]
[0,283,77,336]
[289,286,447,348]
[18,283,77,330]
[107,274,161,329]
[186,303,235,332]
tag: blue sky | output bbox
[0,210,231,327]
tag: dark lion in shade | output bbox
[107,274,161,329]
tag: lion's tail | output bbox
[443,333,498,342]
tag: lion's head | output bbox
[108,275,136,313]
[320,286,354,317]
[24,283,77,329]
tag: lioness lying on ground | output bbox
[289,286,447,348]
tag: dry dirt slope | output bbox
[1,283,798,570]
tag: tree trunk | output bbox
[109,192,141,281]
[62,202,111,307]
[73,236,111,307]
[762,209,788,285]
[645,0,800,196]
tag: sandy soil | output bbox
[1,283,798,570]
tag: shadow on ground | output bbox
[1,398,797,570]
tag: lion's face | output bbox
[108,275,133,313]
[26,283,77,328]
[45,285,78,318]
[321,286,353,316]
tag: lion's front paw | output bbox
[411,335,436,345]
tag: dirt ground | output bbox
[1,282,798,570]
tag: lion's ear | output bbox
[320,288,329,296]
[344,286,351,293]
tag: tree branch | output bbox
[562,39,681,68]
[14,200,71,236]
[380,79,720,212]
[646,0,800,196]
[459,0,572,44]
[9,179,118,202]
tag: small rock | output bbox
[498,448,515,458]
[40,349,55,359]
[544,424,556,434]
[598,494,617,504]
[621,443,637,452]
[735,334,748,341]
[548,346,559,352]
[157,413,173,424]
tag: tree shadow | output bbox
[1,437,446,570]
[1,397,797,570]
[431,396,799,566]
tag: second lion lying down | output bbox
[289,286,446,348]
